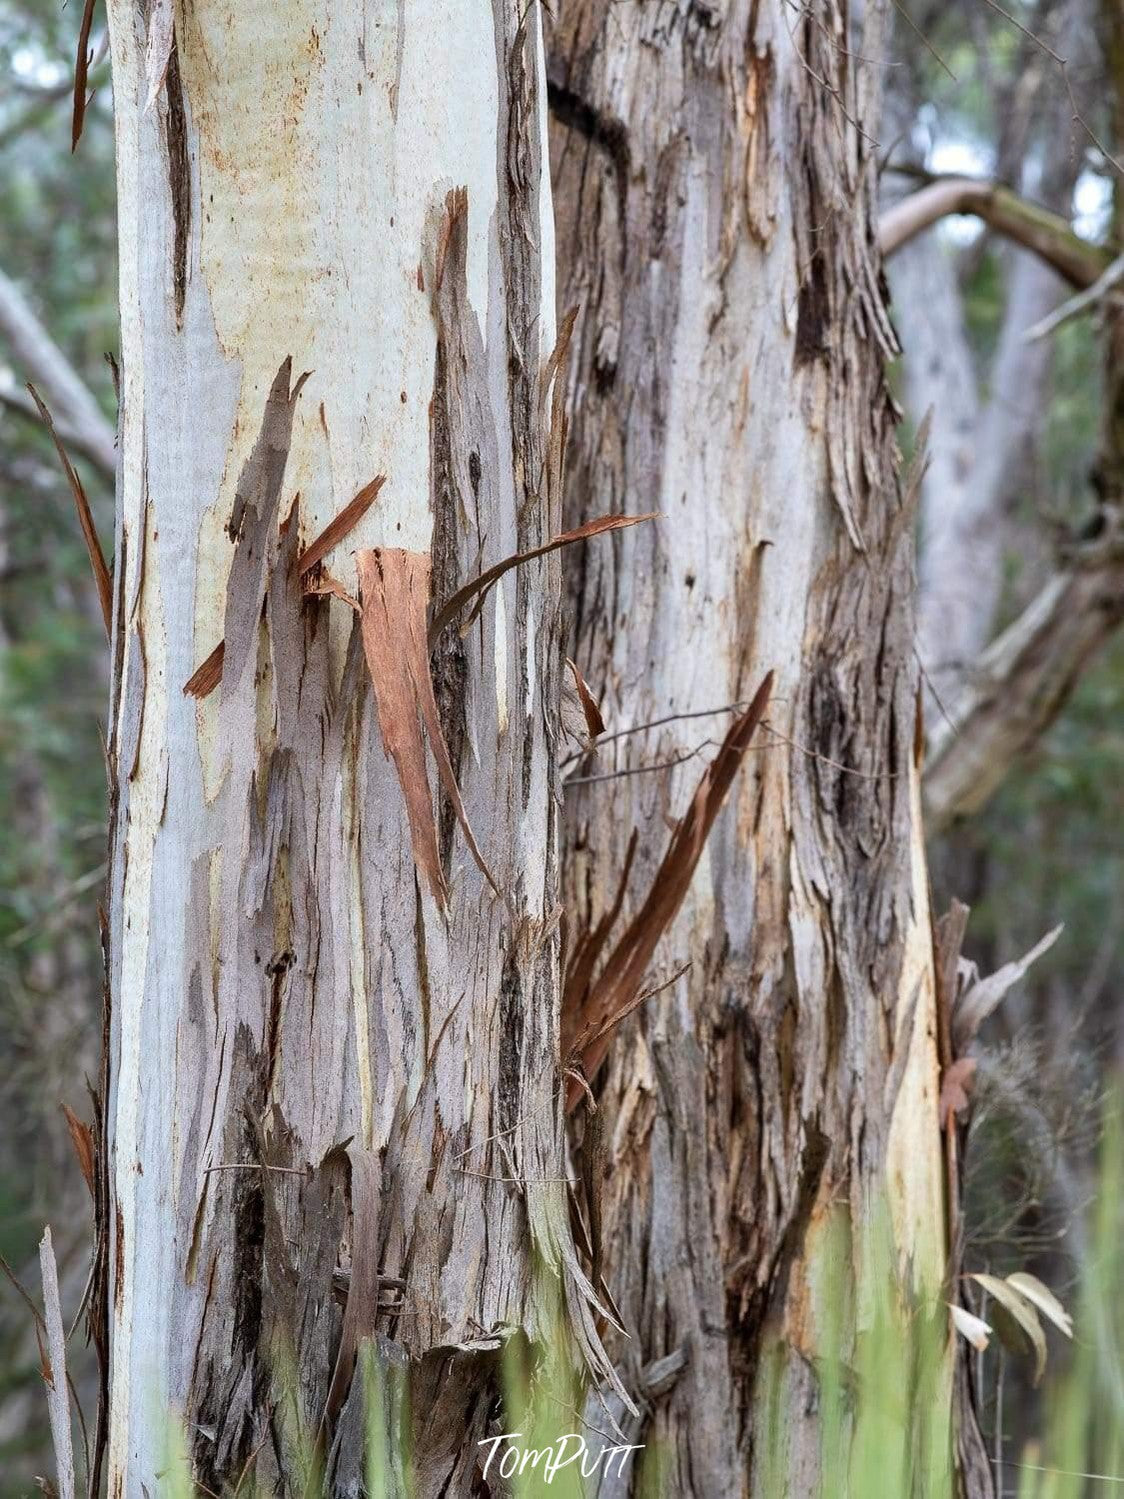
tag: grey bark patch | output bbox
[221,358,308,700]
[120,628,146,781]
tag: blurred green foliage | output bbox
[1,3,116,1489]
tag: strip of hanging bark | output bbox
[183,475,380,696]
[358,548,499,905]
[427,512,657,650]
[569,961,691,1063]
[580,1105,605,1311]
[61,1105,96,1200]
[184,639,225,699]
[303,573,360,612]
[563,831,637,1029]
[71,0,97,151]
[565,658,604,739]
[542,307,578,520]
[27,383,112,636]
[321,1147,380,1432]
[39,1228,75,1499]
[298,474,386,575]
[565,1181,625,1332]
[951,923,1063,1052]
[562,672,774,1110]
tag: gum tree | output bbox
[549,4,949,1492]
[99,2,607,1492]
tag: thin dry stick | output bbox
[1025,252,1124,342]
[39,1227,75,1499]
[565,747,705,788]
[977,0,1124,177]
[0,1254,88,1477]
[450,1094,553,1165]
[757,721,904,780]
[203,1162,309,1176]
[913,643,962,742]
[888,0,957,81]
[595,699,752,745]
[569,721,905,789]
[455,1168,577,1184]
[994,1459,1124,1485]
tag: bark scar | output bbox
[164,39,190,327]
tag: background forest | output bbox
[0,0,1121,1494]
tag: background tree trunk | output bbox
[549,3,948,1493]
[102,4,603,1493]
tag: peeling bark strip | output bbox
[162,38,190,326]
[182,474,385,698]
[563,673,774,1103]
[182,638,223,698]
[565,656,604,740]
[70,0,97,151]
[219,358,309,697]
[357,547,497,905]
[104,0,589,1489]
[427,512,656,648]
[298,475,386,576]
[26,382,113,636]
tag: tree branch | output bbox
[0,266,115,478]
[880,175,1112,288]
[923,530,1124,830]
[1024,250,1124,341]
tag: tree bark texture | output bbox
[102,4,605,1493]
[549,3,948,1493]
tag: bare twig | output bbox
[203,1163,309,1176]
[924,542,1124,830]
[879,177,1111,287]
[888,0,957,81]
[974,0,1124,178]
[1024,252,1124,342]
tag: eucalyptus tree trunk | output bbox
[549,4,948,1493]
[102,4,600,1493]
